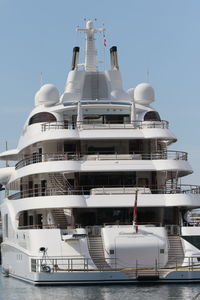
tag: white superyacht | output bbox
[0,20,200,285]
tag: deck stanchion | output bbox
[68,259,70,271]
[136,260,138,278]
[155,259,158,274]
[71,259,73,272]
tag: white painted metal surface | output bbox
[1,20,200,285]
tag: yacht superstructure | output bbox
[1,20,200,285]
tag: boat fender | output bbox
[41,264,51,273]
[2,267,9,277]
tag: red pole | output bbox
[133,189,138,233]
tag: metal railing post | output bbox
[136,260,138,278]
[68,259,70,271]
[71,259,73,272]
[155,259,158,274]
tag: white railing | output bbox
[41,120,169,131]
[90,187,151,195]
[8,184,200,200]
[30,256,200,276]
[15,150,188,170]
[31,257,116,273]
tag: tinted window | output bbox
[144,111,161,121]
[29,112,56,125]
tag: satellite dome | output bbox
[127,88,135,100]
[35,84,59,107]
[111,89,130,101]
[134,83,155,105]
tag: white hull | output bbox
[1,20,200,285]
[3,260,200,286]
[2,226,200,285]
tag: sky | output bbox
[0,0,199,184]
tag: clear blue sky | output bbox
[0,0,199,184]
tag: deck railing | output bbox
[17,223,181,231]
[17,222,163,231]
[18,224,59,230]
[8,184,200,200]
[41,120,169,131]
[31,257,116,273]
[15,150,188,170]
[30,255,200,275]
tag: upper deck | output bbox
[0,20,177,157]
[15,120,175,151]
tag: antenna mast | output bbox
[76,20,105,71]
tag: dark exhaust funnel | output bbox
[110,46,119,70]
[71,47,80,70]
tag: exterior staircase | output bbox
[48,173,66,194]
[88,236,111,270]
[165,235,184,268]
[51,208,68,229]
[157,235,185,279]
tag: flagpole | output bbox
[103,24,106,70]
[133,189,138,233]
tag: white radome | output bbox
[127,88,135,100]
[35,84,59,106]
[134,82,155,105]
[86,20,93,29]
[111,89,130,100]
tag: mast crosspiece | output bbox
[76,20,105,72]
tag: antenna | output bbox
[103,23,106,70]
[5,141,8,167]
[76,20,105,71]
[40,72,43,87]
[146,68,150,82]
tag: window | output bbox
[144,111,161,121]
[28,112,56,125]
[105,115,128,124]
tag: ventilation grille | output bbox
[82,72,108,100]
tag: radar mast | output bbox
[76,20,105,71]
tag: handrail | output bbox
[103,222,162,227]
[18,224,58,229]
[15,150,188,170]
[31,256,117,273]
[30,255,200,274]
[18,222,163,231]
[17,223,182,231]
[8,184,200,200]
[41,120,169,131]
